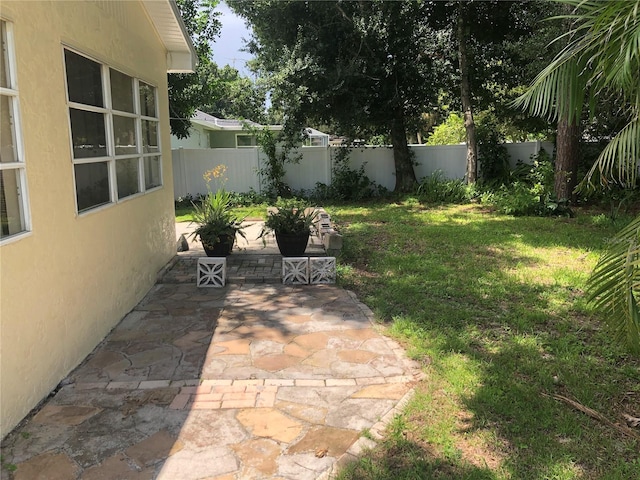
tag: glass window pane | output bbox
[110,69,134,113]
[74,162,110,212]
[237,135,256,147]
[144,156,161,189]
[65,50,103,107]
[113,115,137,155]
[0,21,8,89]
[70,109,107,158]
[0,168,24,238]
[1,95,17,163]
[139,82,156,117]
[141,120,159,153]
[116,157,140,199]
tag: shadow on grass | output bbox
[335,202,640,480]
[338,437,497,480]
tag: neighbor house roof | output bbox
[304,127,328,137]
[192,110,280,131]
[190,110,330,139]
[141,0,197,72]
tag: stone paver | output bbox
[0,236,422,480]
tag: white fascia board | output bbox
[142,0,197,73]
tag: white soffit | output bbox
[141,0,197,73]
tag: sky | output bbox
[211,1,254,78]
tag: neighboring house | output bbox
[0,0,195,437]
[171,110,330,149]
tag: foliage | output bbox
[482,182,541,216]
[311,147,384,201]
[228,189,270,207]
[333,201,640,479]
[516,0,640,353]
[476,119,510,186]
[482,150,572,217]
[169,0,221,138]
[425,1,557,182]
[259,198,317,238]
[586,219,640,354]
[199,64,267,123]
[189,166,246,247]
[253,127,299,199]
[425,113,465,146]
[515,0,640,191]
[229,0,444,191]
[416,171,469,204]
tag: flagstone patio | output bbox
[0,227,422,480]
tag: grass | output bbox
[323,200,640,480]
[175,204,267,223]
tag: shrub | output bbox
[310,147,385,201]
[228,189,269,207]
[416,171,469,204]
[477,122,510,185]
[482,150,572,216]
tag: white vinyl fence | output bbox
[172,141,554,199]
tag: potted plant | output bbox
[190,166,246,256]
[259,198,317,256]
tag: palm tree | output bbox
[516,0,640,353]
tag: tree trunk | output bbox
[553,5,580,203]
[458,3,477,184]
[390,109,417,192]
[555,117,580,202]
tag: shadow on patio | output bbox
[1,255,422,479]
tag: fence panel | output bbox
[413,144,468,180]
[505,141,554,168]
[283,147,331,192]
[171,141,556,198]
[346,147,396,190]
[172,148,259,198]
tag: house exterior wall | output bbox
[209,131,242,148]
[0,1,176,437]
[171,128,246,149]
[172,124,209,149]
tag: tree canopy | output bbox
[169,0,221,139]
[169,0,268,137]
[199,64,267,123]
[230,0,445,191]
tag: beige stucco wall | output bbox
[0,1,177,437]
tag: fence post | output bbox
[172,148,187,199]
[325,146,332,186]
[255,147,262,194]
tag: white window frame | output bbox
[0,18,31,244]
[303,136,328,148]
[235,133,257,148]
[63,47,162,215]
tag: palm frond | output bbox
[515,0,640,127]
[512,48,587,123]
[586,215,640,353]
[518,0,640,354]
[581,116,640,190]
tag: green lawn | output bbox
[324,200,640,480]
[175,204,268,223]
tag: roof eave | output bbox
[142,0,197,73]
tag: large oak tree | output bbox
[230,0,443,192]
